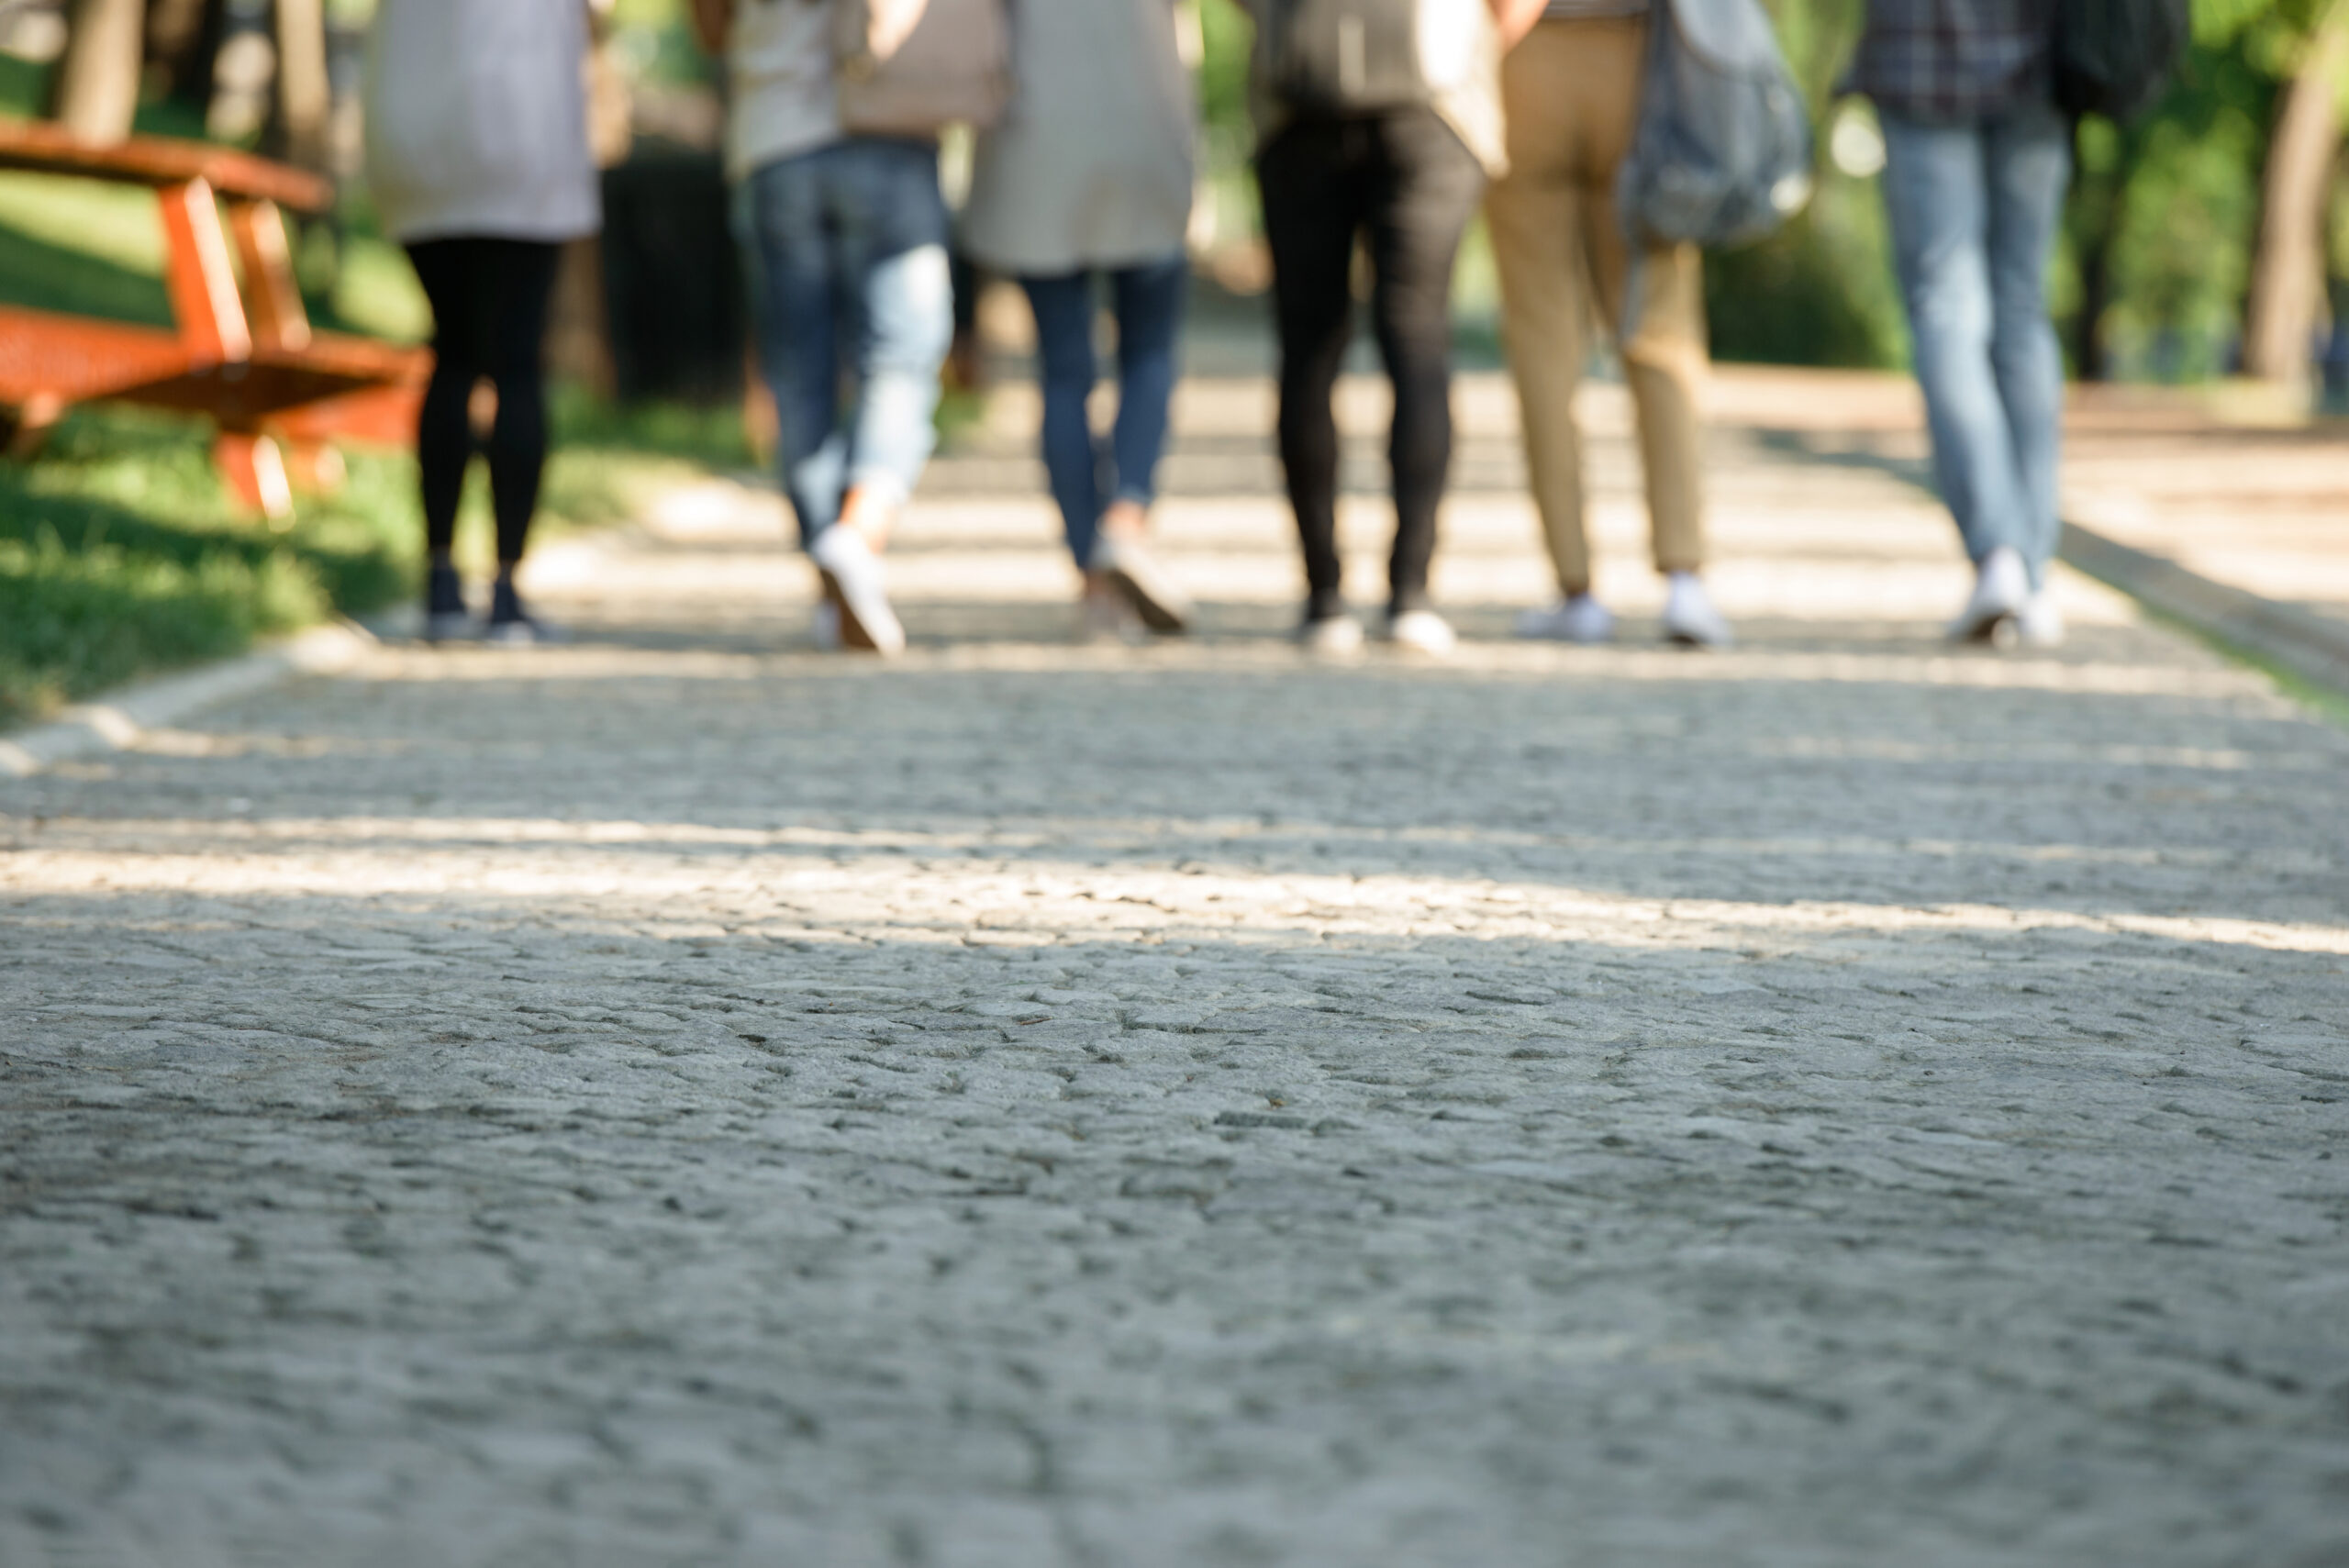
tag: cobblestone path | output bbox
[4,371,2346,1566]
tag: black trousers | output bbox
[1257,108,1485,617]
[406,237,562,565]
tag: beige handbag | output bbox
[831,0,1013,136]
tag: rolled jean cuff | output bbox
[1112,484,1153,510]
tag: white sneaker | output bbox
[2016,584,2065,648]
[1384,608,1457,657]
[807,524,905,656]
[1518,595,1615,644]
[1297,611,1364,658]
[1661,573,1732,648]
[1950,546,2030,643]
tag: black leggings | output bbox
[1258,110,1484,617]
[406,238,562,565]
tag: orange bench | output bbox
[0,120,429,517]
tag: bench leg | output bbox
[3,394,64,461]
[215,431,294,523]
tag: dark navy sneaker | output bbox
[484,578,560,647]
[424,562,471,644]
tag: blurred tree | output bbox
[51,0,146,142]
[2243,0,2346,378]
[270,0,328,168]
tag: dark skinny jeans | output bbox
[1257,108,1484,618]
[406,237,562,565]
[1019,251,1189,568]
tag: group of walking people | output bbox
[365,0,2078,654]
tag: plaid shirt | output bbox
[1846,0,2054,121]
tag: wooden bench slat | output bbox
[0,119,333,213]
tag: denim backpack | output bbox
[2053,0,2189,121]
[1617,0,1814,252]
[1258,0,1483,115]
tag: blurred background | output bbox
[1,0,2344,722]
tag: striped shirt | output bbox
[1846,0,2054,121]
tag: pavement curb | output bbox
[0,621,376,780]
[2061,511,2349,699]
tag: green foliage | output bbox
[1708,0,1909,366]
[1707,172,1909,367]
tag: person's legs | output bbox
[1572,17,1709,588]
[1982,105,2071,589]
[1260,120,1365,625]
[404,239,486,566]
[1106,250,1188,516]
[1019,269,1106,564]
[1364,107,1484,617]
[1489,22,1601,601]
[1087,251,1196,634]
[1880,114,2032,570]
[476,239,562,573]
[735,150,846,549]
[835,137,952,544]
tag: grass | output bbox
[0,400,719,728]
[0,406,417,725]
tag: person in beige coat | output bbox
[1486,0,1732,647]
[960,0,1200,639]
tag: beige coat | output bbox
[363,0,600,243]
[958,0,1197,275]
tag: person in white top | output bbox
[693,0,955,656]
[959,0,1199,639]
[364,0,601,645]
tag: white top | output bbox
[362,0,601,244]
[959,0,1196,274]
[725,0,841,182]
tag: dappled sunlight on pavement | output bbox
[4,364,2346,1567]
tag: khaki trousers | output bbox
[1486,17,1709,595]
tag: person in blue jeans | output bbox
[1851,0,2070,648]
[957,0,1199,639]
[696,0,953,655]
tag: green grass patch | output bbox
[0,407,417,725]
[0,399,720,728]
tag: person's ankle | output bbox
[837,485,895,551]
[1099,499,1148,540]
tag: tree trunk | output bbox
[51,0,148,144]
[270,0,330,171]
[144,0,216,106]
[2243,0,2349,383]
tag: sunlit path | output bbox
[4,364,2345,1567]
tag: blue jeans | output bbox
[735,138,952,546]
[1879,106,2071,587]
[1019,252,1188,567]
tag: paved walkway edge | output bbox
[0,622,376,779]
[2062,510,2349,699]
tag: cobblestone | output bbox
[3,371,2346,1566]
